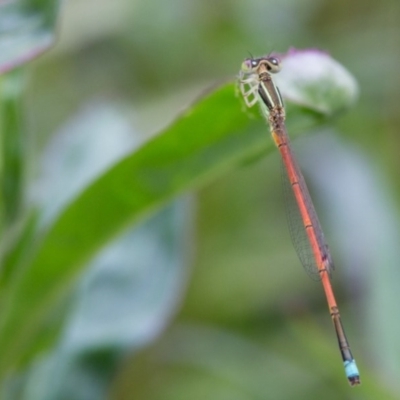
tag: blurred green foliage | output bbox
[1,0,400,399]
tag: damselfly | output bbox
[239,55,360,386]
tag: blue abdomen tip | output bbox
[344,359,359,378]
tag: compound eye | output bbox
[251,59,259,68]
[266,57,281,73]
[241,58,259,73]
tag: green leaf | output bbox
[0,69,26,230]
[0,51,359,376]
[0,0,60,73]
[3,202,190,400]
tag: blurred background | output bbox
[24,0,400,398]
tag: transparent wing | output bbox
[281,146,334,281]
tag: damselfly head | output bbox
[241,56,281,75]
